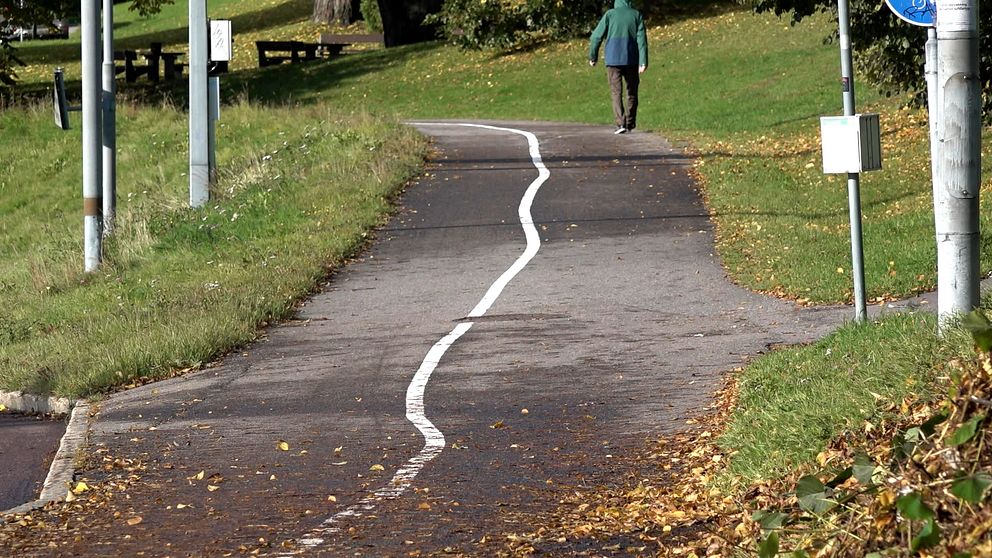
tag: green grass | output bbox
[0,101,426,398]
[217,9,991,304]
[716,311,960,482]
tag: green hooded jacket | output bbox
[588,0,648,68]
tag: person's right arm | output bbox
[588,14,609,65]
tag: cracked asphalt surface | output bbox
[4,121,858,556]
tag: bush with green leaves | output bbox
[752,310,992,556]
[428,0,606,50]
[0,0,173,90]
[0,39,22,97]
[360,0,382,32]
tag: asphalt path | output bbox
[6,121,857,556]
[0,413,65,511]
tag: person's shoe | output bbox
[614,126,628,135]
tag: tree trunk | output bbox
[376,0,443,47]
[312,0,353,25]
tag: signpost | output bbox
[189,0,210,208]
[208,20,231,181]
[835,0,868,322]
[884,0,982,326]
[933,1,981,324]
[81,0,102,272]
[102,0,117,236]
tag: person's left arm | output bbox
[636,14,648,72]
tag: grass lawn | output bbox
[8,0,992,307]
[1,0,989,510]
[0,101,426,398]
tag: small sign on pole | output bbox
[210,20,232,62]
[52,68,73,130]
[820,114,882,174]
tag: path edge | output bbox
[2,400,90,515]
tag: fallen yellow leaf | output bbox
[370,464,385,472]
[418,502,431,510]
[207,485,220,492]
[127,516,143,526]
[72,481,90,494]
[327,495,337,502]
[277,441,290,451]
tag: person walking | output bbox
[588,0,648,134]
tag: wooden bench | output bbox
[115,43,184,83]
[317,33,384,56]
[256,40,320,67]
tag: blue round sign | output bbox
[884,0,936,26]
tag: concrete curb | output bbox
[0,391,74,416]
[1,401,90,515]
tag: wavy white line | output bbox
[278,123,550,555]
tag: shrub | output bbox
[360,0,382,33]
[428,0,605,51]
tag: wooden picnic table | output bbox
[255,34,384,68]
[114,42,184,83]
[256,40,320,67]
[318,33,384,55]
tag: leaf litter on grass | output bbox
[491,315,992,557]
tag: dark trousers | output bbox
[607,65,639,129]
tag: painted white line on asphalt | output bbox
[285,322,474,552]
[278,123,549,556]
[434,124,551,318]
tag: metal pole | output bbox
[81,0,102,272]
[208,75,219,182]
[189,0,210,207]
[926,26,939,227]
[101,0,116,235]
[935,0,981,323]
[837,0,868,322]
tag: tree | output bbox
[742,0,992,120]
[376,0,443,47]
[312,0,362,25]
[1,0,70,96]
[0,0,172,96]
[360,0,381,32]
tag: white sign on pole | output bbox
[938,1,978,32]
[210,20,233,62]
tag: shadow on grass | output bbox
[222,41,440,105]
[9,40,432,110]
[643,0,743,24]
[12,0,313,67]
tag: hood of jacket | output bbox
[614,0,632,8]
